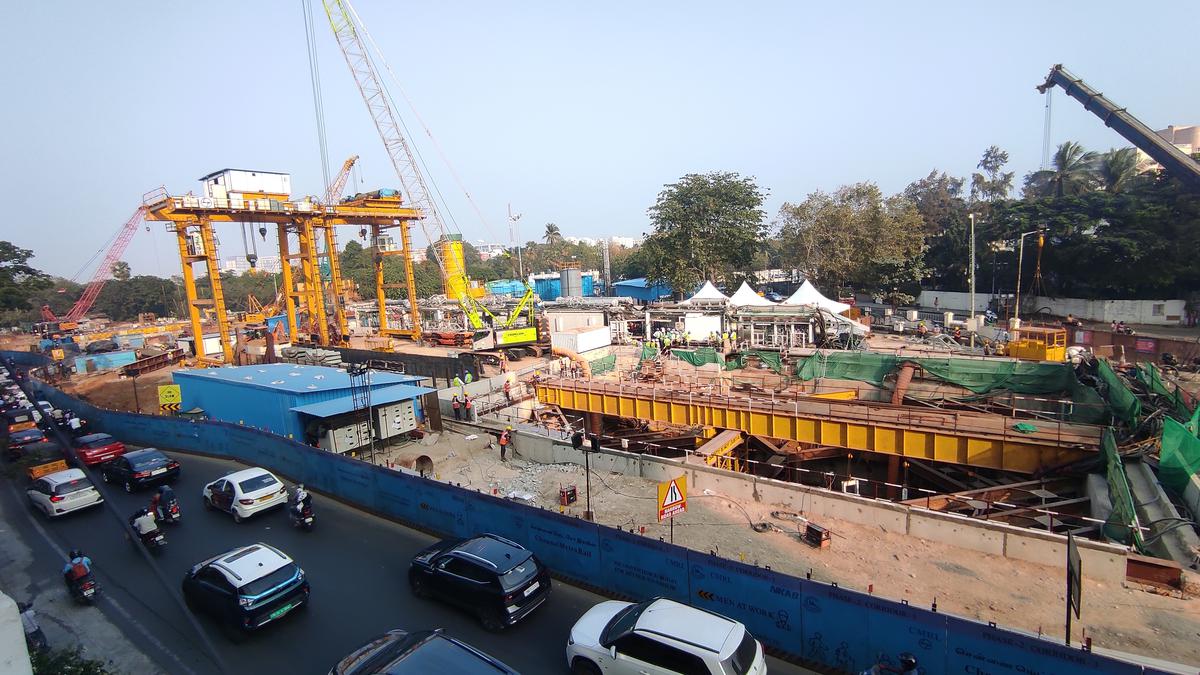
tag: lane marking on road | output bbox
[5,479,200,675]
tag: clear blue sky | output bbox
[2,1,1195,279]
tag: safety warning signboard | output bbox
[657,475,687,521]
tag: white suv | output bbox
[202,467,288,522]
[566,598,767,675]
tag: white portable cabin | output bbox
[200,169,292,200]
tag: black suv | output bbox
[408,534,550,631]
[329,629,519,674]
[101,448,180,492]
[182,543,309,640]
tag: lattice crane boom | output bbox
[321,0,446,270]
[324,154,359,205]
[65,206,147,321]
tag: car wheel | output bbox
[184,593,200,613]
[203,495,214,511]
[571,658,601,675]
[479,610,505,632]
[409,575,431,599]
[232,510,244,524]
[123,480,134,494]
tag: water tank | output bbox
[560,267,583,298]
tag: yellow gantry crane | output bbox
[144,183,421,364]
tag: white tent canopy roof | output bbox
[782,280,851,314]
[680,280,729,304]
[727,281,776,307]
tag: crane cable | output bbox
[344,0,502,244]
[303,0,332,191]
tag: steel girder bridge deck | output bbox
[535,378,1101,473]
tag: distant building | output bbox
[221,255,281,275]
[612,277,672,302]
[608,236,640,248]
[474,242,507,260]
[1135,124,1200,173]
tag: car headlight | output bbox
[238,596,253,607]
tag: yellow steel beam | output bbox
[144,195,420,226]
[535,379,1099,474]
[277,224,299,342]
[698,429,743,472]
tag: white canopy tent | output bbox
[680,280,729,304]
[782,280,851,314]
[727,281,776,307]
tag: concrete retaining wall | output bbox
[0,593,31,675]
[496,425,1129,584]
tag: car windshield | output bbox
[238,562,298,598]
[497,555,538,591]
[130,452,169,470]
[14,430,43,441]
[82,436,114,449]
[381,634,508,674]
[238,474,279,493]
[721,630,758,675]
[601,600,652,646]
[54,478,93,496]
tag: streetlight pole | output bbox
[131,373,140,413]
[508,204,523,279]
[1014,229,1042,326]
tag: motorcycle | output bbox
[67,572,99,604]
[290,500,315,532]
[156,499,182,525]
[133,525,167,553]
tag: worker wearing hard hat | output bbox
[499,426,513,462]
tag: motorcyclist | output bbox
[129,508,159,542]
[150,484,177,521]
[61,549,92,588]
[291,483,311,510]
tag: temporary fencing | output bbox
[5,350,1172,675]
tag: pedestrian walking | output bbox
[451,395,461,420]
[503,379,512,404]
[498,426,512,461]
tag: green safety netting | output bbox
[1188,405,1200,437]
[1135,362,1194,421]
[639,344,659,361]
[589,353,617,376]
[1160,417,1200,496]
[1067,378,1108,425]
[1101,428,1145,552]
[795,352,1073,394]
[670,347,725,368]
[1096,360,1142,426]
[723,350,786,374]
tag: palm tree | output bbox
[543,222,562,244]
[1096,147,1139,193]
[1024,141,1099,198]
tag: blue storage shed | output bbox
[533,275,597,301]
[173,363,431,441]
[612,278,672,302]
[74,350,138,374]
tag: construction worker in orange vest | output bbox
[503,379,512,404]
[499,426,512,461]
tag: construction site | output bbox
[8,5,1200,673]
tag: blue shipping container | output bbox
[73,350,138,373]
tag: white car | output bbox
[566,598,766,675]
[27,469,104,518]
[202,467,289,523]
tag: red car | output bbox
[74,433,127,466]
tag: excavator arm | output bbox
[1037,65,1200,189]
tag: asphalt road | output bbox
[6,448,814,675]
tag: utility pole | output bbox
[1014,229,1041,326]
[508,204,523,279]
[968,213,977,347]
[602,238,611,295]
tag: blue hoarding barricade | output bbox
[596,528,689,603]
[523,512,600,584]
[687,553,804,662]
[944,615,1143,675]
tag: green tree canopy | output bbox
[0,241,50,312]
[642,172,766,295]
[776,183,926,296]
[1024,141,1099,199]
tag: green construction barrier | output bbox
[795,351,898,386]
[794,352,1076,394]
[723,350,786,374]
[1096,360,1141,426]
[589,353,617,376]
[1160,417,1200,496]
[1101,428,1144,552]
[1135,362,1193,421]
[639,344,658,361]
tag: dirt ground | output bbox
[58,369,177,413]
[394,428,1200,668]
